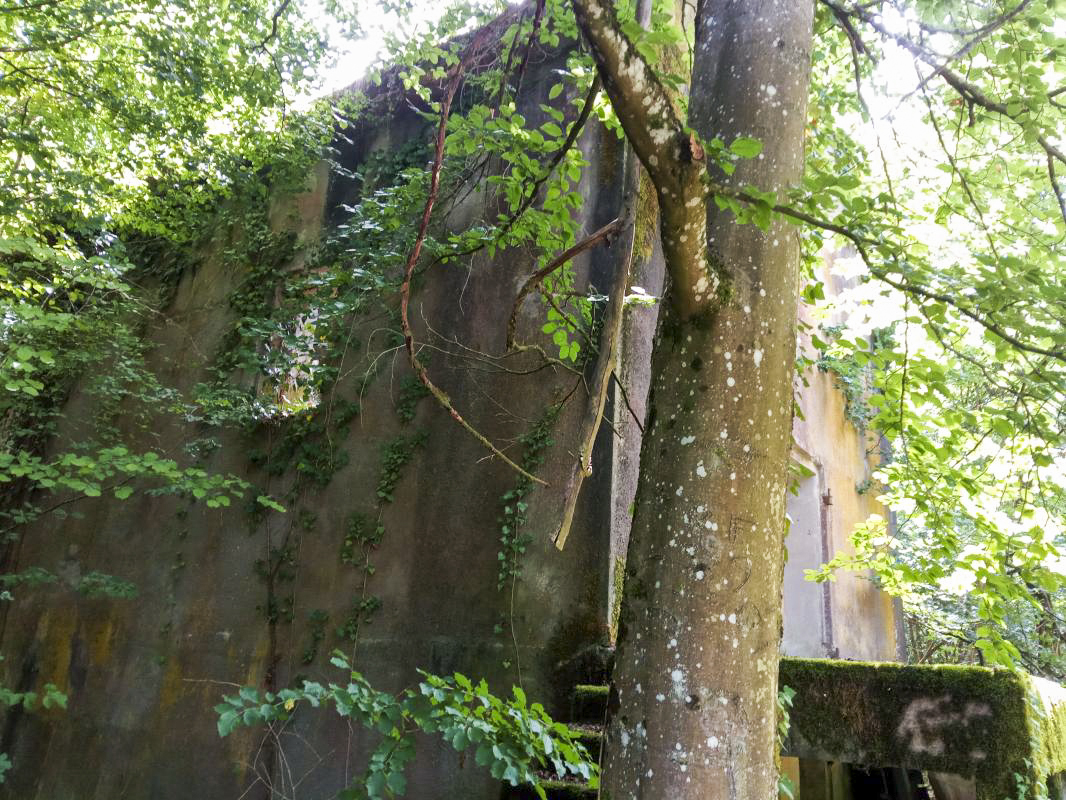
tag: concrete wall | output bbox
[778,262,902,800]
[0,44,631,800]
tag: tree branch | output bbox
[688,165,1066,364]
[1048,153,1066,227]
[509,74,601,223]
[0,477,135,537]
[569,0,713,319]
[432,74,602,269]
[553,162,642,551]
[710,183,1066,364]
[258,0,293,51]
[506,217,622,351]
[824,0,1066,167]
[399,31,547,487]
[567,0,687,193]
[510,0,545,99]
[905,0,1033,39]
[552,0,652,550]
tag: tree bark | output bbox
[570,1,815,797]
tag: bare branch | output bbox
[553,164,642,551]
[552,0,653,551]
[506,217,622,350]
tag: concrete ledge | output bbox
[780,658,1066,799]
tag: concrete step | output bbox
[567,722,604,753]
[570,684,608,724]
[502,684,608,799]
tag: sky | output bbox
[309,0,493,98]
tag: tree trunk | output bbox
[595,2,814,797]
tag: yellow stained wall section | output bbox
[788,263,899,662]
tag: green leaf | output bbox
[386,771,407,794]
[256,495,286,513]
[451,729,468,750]
[366,770,386,797]
[729,137,763,158]
[217,710,239,737]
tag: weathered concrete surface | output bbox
[0,42,636,800]
[781,658,1066,800]
[794,759,852,800]
[608,181,665,643]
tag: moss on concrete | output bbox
[574,684,608,696]
[539,779,597,798]
[502,778,596,799]
[566,723,603,752]
[570,684,608,725]
[560,661,1066,798]
[609,557,625,645]
[779,657,1065,799]
[1030,676,1066,786]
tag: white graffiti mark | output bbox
[896,696,993,757]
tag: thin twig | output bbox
[611,370,644,434]
[0,476,135,537]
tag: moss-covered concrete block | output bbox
[566,723,604,752]
[1033,676,1066,781]
[780,658,1066,799]
[571,683,609,724]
